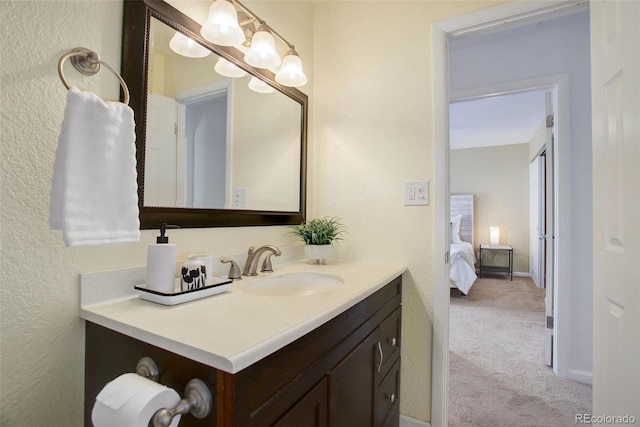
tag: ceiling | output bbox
[449,90,547,150]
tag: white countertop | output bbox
[80,260,406,373]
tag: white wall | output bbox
[312,1,505,421]
[0,1,517,424]
[231,79,301,211]
[0,1,313,425]
[449,10,593,380]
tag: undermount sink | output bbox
[241,272,344,297]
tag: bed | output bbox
[450,195,477,295]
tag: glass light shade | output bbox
[248,77,274,94]
[244,29,281,69]
[490,226,500,246]
[214,57,247,78]
[169,32,210,58]
[275,52,307,87]
[200,0,245,46]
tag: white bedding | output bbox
[450,241,477,295]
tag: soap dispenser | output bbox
[145,223,177,293]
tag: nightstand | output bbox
[478,244,513,281]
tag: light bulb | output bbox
[214,57,247,78]
[244,26,281,69]
[248,77,274,93]
[200,0,244,47]
[169,32,210,58]
[275,50,307,87]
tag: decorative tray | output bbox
[134,277,232,306]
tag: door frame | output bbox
[451,82,562,369]
[175,79,235,208]
[431,2,584,425]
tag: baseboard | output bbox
[513,271,530,277]
[567,369,593,385]
[400,414,431,427]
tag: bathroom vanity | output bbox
[82,262,405,426]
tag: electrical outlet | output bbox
[404,181,429,206]
[234,188,247,208]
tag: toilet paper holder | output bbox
[135,357,213,427]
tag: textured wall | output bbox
[311,1,502,422]
[0,1,313,425]
[0,1,508,425]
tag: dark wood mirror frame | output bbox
[121,0,307,229]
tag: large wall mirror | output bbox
[122,0,307,228]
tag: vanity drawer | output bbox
[377,307,401,379]
[375,359,400,427]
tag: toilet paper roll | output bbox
[92,373,181,427]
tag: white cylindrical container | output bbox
[145,224,177,293]
[181,256,206,291]
[190,254,213,284]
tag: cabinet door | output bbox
[377,308,401,380]
[273,377,328,427]
[328,331,378,427]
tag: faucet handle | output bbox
[261,253,275,273]
[220,259,242,280]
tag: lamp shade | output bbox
[275,51,307,87]
[490,227,500,246]
[169,32,210,58]
[214,57,247,78]
[244,27,281,69]
[200,0,245,47]
[248,77,274,94]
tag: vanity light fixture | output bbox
[169,32,210,58]
[248,76,274,94]
[214,57,247,78]
[201,0,245,47]
[275,48,307,87]
[200,0,307,87]
[244,23,281,69]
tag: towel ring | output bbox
[58,47,130,105]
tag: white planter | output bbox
[304,244,333,265]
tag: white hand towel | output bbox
[49,86,140,247]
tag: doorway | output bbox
[449,87,554,365]
[432,2,592,425]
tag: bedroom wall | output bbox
[450,143,530,273]
[449,9,593,381]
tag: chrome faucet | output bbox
[242,245,282,276]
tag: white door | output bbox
[591,0,640,418]
[145,93,178,207]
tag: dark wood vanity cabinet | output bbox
[85,276,401,427]
[328,308,401,427]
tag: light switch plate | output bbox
[404,181,429,206]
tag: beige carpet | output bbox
[448,276,592,427]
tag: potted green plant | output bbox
[289,217,346,264]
